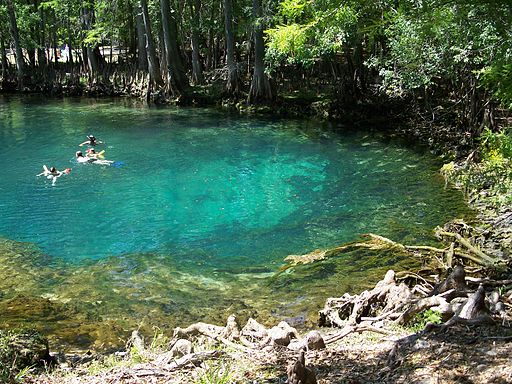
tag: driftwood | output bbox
[173,315,250,352]
[397,295,451,325]
[283,228,502,279]
[436,229,497,266]
[288,331,326,351]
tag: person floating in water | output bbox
[76,151,114,165]
[79,134,103,147]
[86,148,105,159]
[36,165,71,185]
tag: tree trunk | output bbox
[125,1,137,60]
[67,25,74,66]
[5,0,25,89]
[223,0,241,95]
[160,0,189,95]
[189,0,204,85]
[135,4,148,71]
[37,2,47,69]
[248,0,273,104]
[0,32,8,80]
[140,0,163,87]
[82,3,99,75]
[27,48,36,68]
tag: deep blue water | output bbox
[0,96,469,272]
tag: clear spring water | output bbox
[0,95,472,349]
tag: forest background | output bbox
[0,0,511,138]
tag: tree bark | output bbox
[140,0,163,87]
[0,32,8,80]
[160,0,189,95]
[248,0,274,104]
[37,1,47,69]
[82,1,101,76]
[223,0,241,95]
[135,4,148,71]
[189,0,204,85]
[5,0,25,89]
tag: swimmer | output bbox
[79,134,103,147]
[36,165,71,185]
[76,151,91,163]
[76,150,114,165]
[86,148,105,159]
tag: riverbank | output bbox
[16,237,512,383]
[21,318,512,384]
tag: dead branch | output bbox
[436,230,496,265]
[164,350,222,371]
[324,324,391,345]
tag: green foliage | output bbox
[480,64,512,109]
[480,127,512,162]
[194,362,233,384]
[408,309,443,332]
[369,0,512,106]
[265,22,312,65]
[278,0,312,23]
[265,0,359,68]
[444,128,512,208]
[0,329,49,384]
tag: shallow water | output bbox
[0,95,472,350]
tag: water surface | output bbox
[0,96,472,349]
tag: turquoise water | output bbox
[0,95,472,349]
[0,96,464,268]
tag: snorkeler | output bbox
[76,150,114,165]
[36,165,71,185]
[79,134,103,147]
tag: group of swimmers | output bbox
[37,134,114,185]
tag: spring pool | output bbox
[0,96,471,349]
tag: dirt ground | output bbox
[312,323,512,384]
[25,320,512,384]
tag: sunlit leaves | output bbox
[265,23,311,65]
[278,0,312,22]
[480,64,512,109]
[265,1,359,67]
